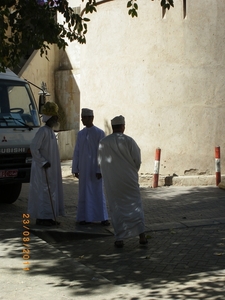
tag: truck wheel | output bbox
[1,183,22,204]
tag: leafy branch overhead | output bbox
[127,0,173,17]
[0,0,174,72]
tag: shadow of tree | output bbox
[0,180,225,299]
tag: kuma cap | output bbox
[81,108,94,117]
[111,115,125,125]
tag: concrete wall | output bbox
[56,129,76,161]
[19,46,59,105]
[78,0,225,176]
[18,45,80,160]
[17,0,225,176]
[55,69,80,131]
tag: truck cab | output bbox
[0,70,41,203]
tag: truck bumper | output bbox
[0,167,31,184]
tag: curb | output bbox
[61,160,225,186]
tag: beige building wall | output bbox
[77,0,225,176]
[18,45,61,110]
[18,43,80,160]
[17,0,225,177]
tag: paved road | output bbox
[0,173,225,299]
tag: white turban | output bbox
[81,108,94,117]
[111,115,125,125]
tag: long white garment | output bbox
[28,125,64,219]
[98,133,145,240]
[72,126,108,222]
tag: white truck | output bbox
[0,70,42,203]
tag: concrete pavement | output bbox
[0,161,225,299]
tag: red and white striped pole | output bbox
[215,146,221,186]
[153,148,161,188]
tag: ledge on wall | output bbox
[60,161,222,187]
[139,174,223,187]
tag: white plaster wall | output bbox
[19,46,79,160]
[19,45,59,105]
[55,69,80,130]
[16,2,82,160]
[78,0,225,176]
[56,129,76,160]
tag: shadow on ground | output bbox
[1,180,225,299]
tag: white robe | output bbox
[72,126,108,222]
[28,125,64,219]
[98,133,145,240]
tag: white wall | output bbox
[19,46,59,105]
[78,0,225,176]
[19,0,225,171]
[19,46,80,160]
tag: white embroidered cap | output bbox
[81,108,94,117]
[111,115,125,125]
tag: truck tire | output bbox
[1,183,22,204]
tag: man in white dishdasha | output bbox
[98,115,147,248]
[72,108,109,226]
[28,102,64,226]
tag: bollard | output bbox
[215,146,221,186]
[153,148,161,188]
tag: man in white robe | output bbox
[98,115,147,247]
[28,102,64,226]
[72,108,109,225]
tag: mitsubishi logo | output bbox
[2,136,7,142]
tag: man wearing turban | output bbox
[98,115,147,247]
[28,102,65,226]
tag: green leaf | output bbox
[0,0,174,71]
[169,0,174,7]
[132,9,138,17]
[127,1,132,8]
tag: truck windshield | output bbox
[0,81,40,128]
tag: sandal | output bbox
[101,220,110,226]
[139,232,148,245]
[79,221,92,225]
[49,219,60,225]
[36,219,60,226]
[114,241,124,248]
[139,238,148,245]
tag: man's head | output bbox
[111,115,125,133]
[81,108,94,128]
[42,102,59,128]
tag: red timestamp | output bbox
[22,213,30,271]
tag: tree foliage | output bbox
[0,0,174,72]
